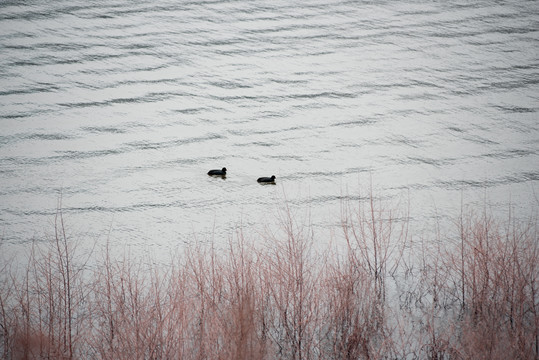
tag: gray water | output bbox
[1,0,538,256]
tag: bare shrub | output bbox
[0,194,537,359]
[217,234,269,359]
[442,207,539,359]
[335,189,409,358]
[321,246,380,359]
[182,233,270,360]
[259,204,324,360]
[89,251,168,359]
[4,204,91,359]
[340,188,409,304]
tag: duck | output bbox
[208,167,227,176]
[257,175,276,184]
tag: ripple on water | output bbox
[0,0,537,249]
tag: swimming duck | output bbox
[257,175,276,183]
[208,167,227,176]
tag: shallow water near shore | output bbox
[1,0,538,257]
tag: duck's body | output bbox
[208,167,227,176]
[257,175,276,183]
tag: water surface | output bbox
[1,0,538,255]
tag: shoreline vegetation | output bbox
[1,194,538,359]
